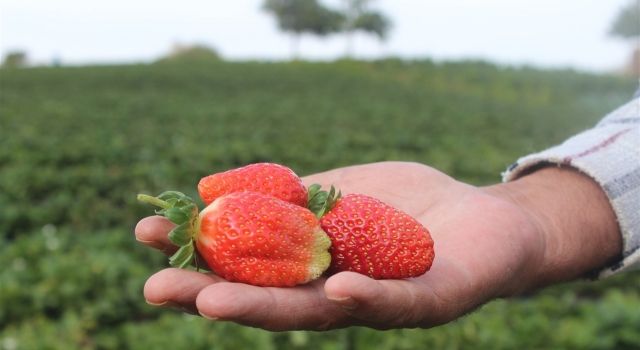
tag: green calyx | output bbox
[137,191,200,269]
[307,184,341,219]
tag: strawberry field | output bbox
[1,60,639,349]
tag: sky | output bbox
[0,0,636,72]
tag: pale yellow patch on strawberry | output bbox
[306,227,332,281]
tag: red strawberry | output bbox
[198,163,307,207]
[311,190,434,279]
[137,191,331,287]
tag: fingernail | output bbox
[146,300,180,308]
[199,312,219,321]
[136,238,163,249]
[146,299,168,306]
[328,296,358,310]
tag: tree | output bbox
[342,0,391,57]
[263,0,344,59]
[609,0,640,39]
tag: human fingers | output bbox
[134,216,176,253]
[144,268,224,314]
[323,272,453,329]
[195,279,351,331]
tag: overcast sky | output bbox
[0,0,635,72]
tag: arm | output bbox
[485,166,621,290]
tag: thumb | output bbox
[324,272,425,328]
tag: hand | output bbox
[135,161,620,330]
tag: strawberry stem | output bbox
[137,194,172,209]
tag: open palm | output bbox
[136,162,543,330]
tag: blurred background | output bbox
[1,0,639,349]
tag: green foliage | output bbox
[344,0,391,40]
[352,12,390,39]
[0,60,637,349]
[263,0,344,36]
[610,0,640,39]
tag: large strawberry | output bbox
[309,187,435,279]
[198,163,307,207]
[137,191,331,287]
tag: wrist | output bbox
[485,166,622,292]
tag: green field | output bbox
[1,59,639,349]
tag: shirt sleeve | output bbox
[502,94,640,278]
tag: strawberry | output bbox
[309,188,434,279]
[198,163,307,207]
[137,191,331,287]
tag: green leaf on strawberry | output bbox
[307,184,341,218]
[137,192,200,270]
